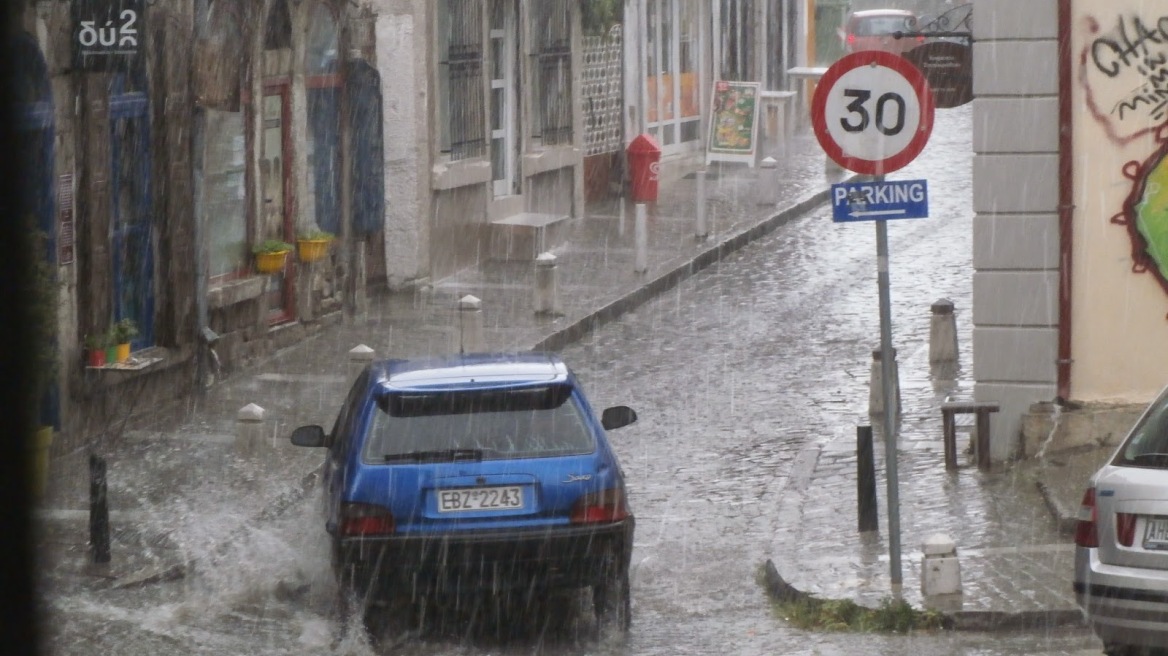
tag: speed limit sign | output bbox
[811,51,935,176]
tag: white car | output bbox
[1074,384,1168,655]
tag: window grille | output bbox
[439,0,486,160]
[531,0,573,146]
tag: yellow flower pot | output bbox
[255,250,289,274]
[116,342,131,363]
[297,239,332,263]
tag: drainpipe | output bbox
[1056,0,1074,402]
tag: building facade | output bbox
[973,0,1168,460]
[14,0,377,454]
[367,0,588,285]
[622,0,808,180]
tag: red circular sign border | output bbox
[811,51,936,176]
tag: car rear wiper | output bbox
[1130,452,1168,468]
[383,449,484,463]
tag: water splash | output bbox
[1034,402,1063,461]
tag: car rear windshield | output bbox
[1115,394,1168,469]
[852,16,913,36]
[366,385,595,461]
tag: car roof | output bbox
[371,352,571,391]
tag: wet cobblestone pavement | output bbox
[37,105,1106,654]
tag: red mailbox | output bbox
[626,134,662,202]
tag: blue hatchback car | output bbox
[290,352,637,634]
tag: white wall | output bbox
[971,0,1060,460]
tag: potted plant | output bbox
[84,333,108,367]
[103,325,119,365]
[253,239,293,274]
[296,229,334,263]
[112,318,138,363]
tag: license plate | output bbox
[437,486,524,513]
[1143,517,1168,550]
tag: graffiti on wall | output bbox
[1113,123,1168,303]
[1080,14,1168,144]
[1081,11,1168,308]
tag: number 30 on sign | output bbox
[811,51,935,176]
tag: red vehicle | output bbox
[841,9,924,56]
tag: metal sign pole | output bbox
[874,174,902,589]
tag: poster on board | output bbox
[706,81,761,167]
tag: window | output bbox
[438,0,486,160]
[367,386,595,460]
[719,0,755,81]
[306,3,341,235]
[531,0,573,146]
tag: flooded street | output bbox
[41,107,1100,655]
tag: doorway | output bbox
[259,84,295,324]
[489,0,519,198]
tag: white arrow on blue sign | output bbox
[831,179,929,223]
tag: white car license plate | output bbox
[437,486,524,513]
[1143,517,1168,550]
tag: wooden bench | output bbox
[941,401,1000,472]
[489,212,572,261]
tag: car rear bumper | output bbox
[1075,547,1168,647]
[334,519,634,599]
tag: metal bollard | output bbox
[634,203,648,274]
[695,169,709,240]
[868,347,901,417]
[929,299,959,364]
[458,294,485,353]
[347,344,375,391]
[89,453,110,564]
[757,157,778,206]
[236,403,266,457]
[533,252,560,316]
[857,426,879,533]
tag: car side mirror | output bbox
[290,425,327,447]
[601,406,637,431]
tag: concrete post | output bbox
[635,203,648,274]
[868,347,901,417]
[695,169,709,240]
[347,344,375,390]
[757,157,778,206]
[921,534,962,597]
[618,196,626,238]
[929,299,959,364]
[236,403,266,457]
[533,252,560,316]
[457,294,485,353]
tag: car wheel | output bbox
[593,555,631,634]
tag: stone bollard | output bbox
[695,169,709,240]
[236,403,267,457]
[921,534,962,597]
[347,344,375,390]
[634,204,648,274]
[757,157,778,206]
[457,295,485,353]
[929,299,959,364]
[533,252,560,316]
[868,347,901,417]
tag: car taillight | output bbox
[847,33,856,45]
[1075,488,1098,548]
[570,488,629,524]
[1117,513,1137,547]
[916,35,925,43]
[339,503,395,537]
